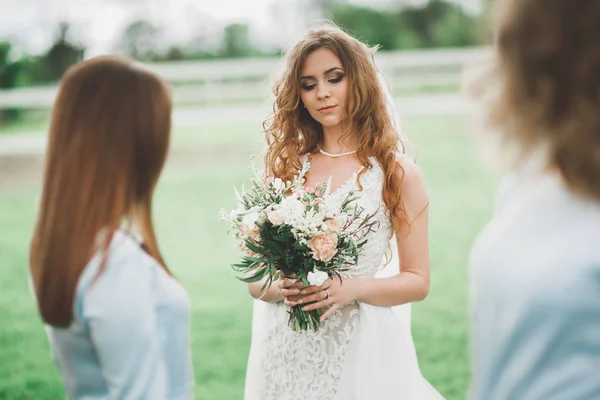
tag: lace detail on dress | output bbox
[256,157,396,400]
[260,304,361,400]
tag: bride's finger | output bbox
[285,293,305,302]
[295,289,329,306]
[320,304,339,321]
[280,279,306,289]
[283,297,296,307]
[299,296,331,312]
[317,276,340,291]
[298,284,322,295]
[280,287,300,297]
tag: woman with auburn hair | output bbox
[29,56,193,399]
[469,0,600,399]
[243,25,444,399]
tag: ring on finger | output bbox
[325,289,331,299]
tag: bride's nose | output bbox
[317,85,331,100]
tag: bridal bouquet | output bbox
[220,159,378,331]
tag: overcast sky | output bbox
[0,0,482,56]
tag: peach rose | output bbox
[325,218,342,233]
[240,223,259,238]
[240,222,261,246]
[309,232,338,262]
[239,224,261,257]
[238,242,257,257]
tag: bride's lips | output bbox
[318,105,337,114]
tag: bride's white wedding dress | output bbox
[244,157,445,400]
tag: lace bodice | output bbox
[324,157,395,278]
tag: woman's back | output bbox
[470,172,600,399]
[47,231,193,400]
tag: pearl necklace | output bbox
[318,145,358,158]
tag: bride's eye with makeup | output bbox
[328,74,344,84]
[301,82,316,91]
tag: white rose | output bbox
[282,195,304,210]
[281,196,306,223]
[307,270,329,286]
[310,210,325,226]
[268,209,285,226]
[242,212,260,230]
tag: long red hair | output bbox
[264,25,407,221]
[30,56,172,327]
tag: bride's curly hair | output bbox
[264,25,407,221]
[471,0,600,201]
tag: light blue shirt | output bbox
[45,231,194,400]
[469,172,600,399]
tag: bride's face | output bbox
[299,48,349,128]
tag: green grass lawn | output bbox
[0,115,499,400]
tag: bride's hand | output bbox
[276,272,306,299]
[284,277,357,321]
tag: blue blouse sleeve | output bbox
[83,250,167,400]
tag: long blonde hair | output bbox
[264,24,407,220]
[30,56,172,327]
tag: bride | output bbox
[243,24,445,400]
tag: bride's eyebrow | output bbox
[300,67,344,81]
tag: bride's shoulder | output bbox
[394,155,424,185]
[367,153,424,187]
[394,155,429,215]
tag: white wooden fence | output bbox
[0,46,492,110]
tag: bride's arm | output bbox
[248,275,306,303]
[288,158,431,319]
[248,278,284,303]
[352,158,431,306]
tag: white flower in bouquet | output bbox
[280,196,306,224]
[309,232,338,262]
[220,203,246,221]
[288,209,326,237]
[309,209,326,226]
[268,209,285,226]
[307,269,329,286]
[272,177,284,191]
[305,209,325,230]
[242,212,260,231]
